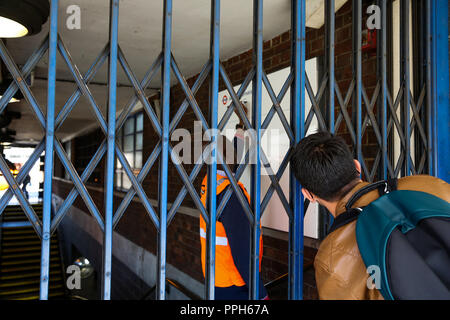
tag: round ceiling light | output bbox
[0,16,29,38]
[0,95,20,103]
[0,0,49,38]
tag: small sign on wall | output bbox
[217,58,321,239]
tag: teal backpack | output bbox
[328,179,450,300]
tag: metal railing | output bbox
[141,278,202,301]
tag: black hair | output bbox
[290,132,360,201]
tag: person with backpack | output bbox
[290,132,450,300]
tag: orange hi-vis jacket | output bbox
[199,173,263,288]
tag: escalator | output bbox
[0,204,66,300]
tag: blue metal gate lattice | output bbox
[0,0,448,301]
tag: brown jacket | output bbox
[314,175,450,300]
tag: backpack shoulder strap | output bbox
[328,178,398,234]
[327,208,362,234]
[345,178,398,211]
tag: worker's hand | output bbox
[233,102,248,127]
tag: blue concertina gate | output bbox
[0,0,448,300]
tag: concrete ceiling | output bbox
[2,0,347,144]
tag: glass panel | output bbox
[115,173,122,188]
[122,175,131,189]
[124,135,134,152]
[124,117,135,135]
[135,151,142,169]
[64,141,72,159]
[136,112,143,132]
[116,132,123,148]
[136,133,143,150]
[125,152,134,167]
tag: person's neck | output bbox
[317,199,340,218]
[320,179,363,218]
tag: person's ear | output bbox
[354,159,361,176]
[302,188,316,203]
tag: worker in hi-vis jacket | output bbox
[199,134,268,300]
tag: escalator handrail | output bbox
[141,277,202,300]
[264,261,314,290]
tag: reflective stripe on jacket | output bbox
[199,173,263,288]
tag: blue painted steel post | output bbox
[102,0,119,300]
[379,0,388,179]
[425,0,433,176]
[430,0,449,182]
[352,0,363,170]
[158,0,173,300]
[40,0,58,300]
[250,0,263,300]
[205,0,220,300]
[400,0,411,176]
[326,0,335,134]
[289,0,305,300]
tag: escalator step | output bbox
[0,283,64,297]
[0,262,61,273]
[1,234,42,241]
[1,249,59,260]
[0,275,63,288]
[1,256,60,267]
[2,209,43,214]
[1,243,59,254]
[1,208,43,216]
[2,216,42,222]
[1,228,37,236]
[1,239,57,247]
[4,291,65,301]
[1,236,58,243]
[0,269,61,282]
[0,203,66,300]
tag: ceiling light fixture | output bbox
[0,0,50,38]
[0,95,20,103]
[0,16,29,38]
